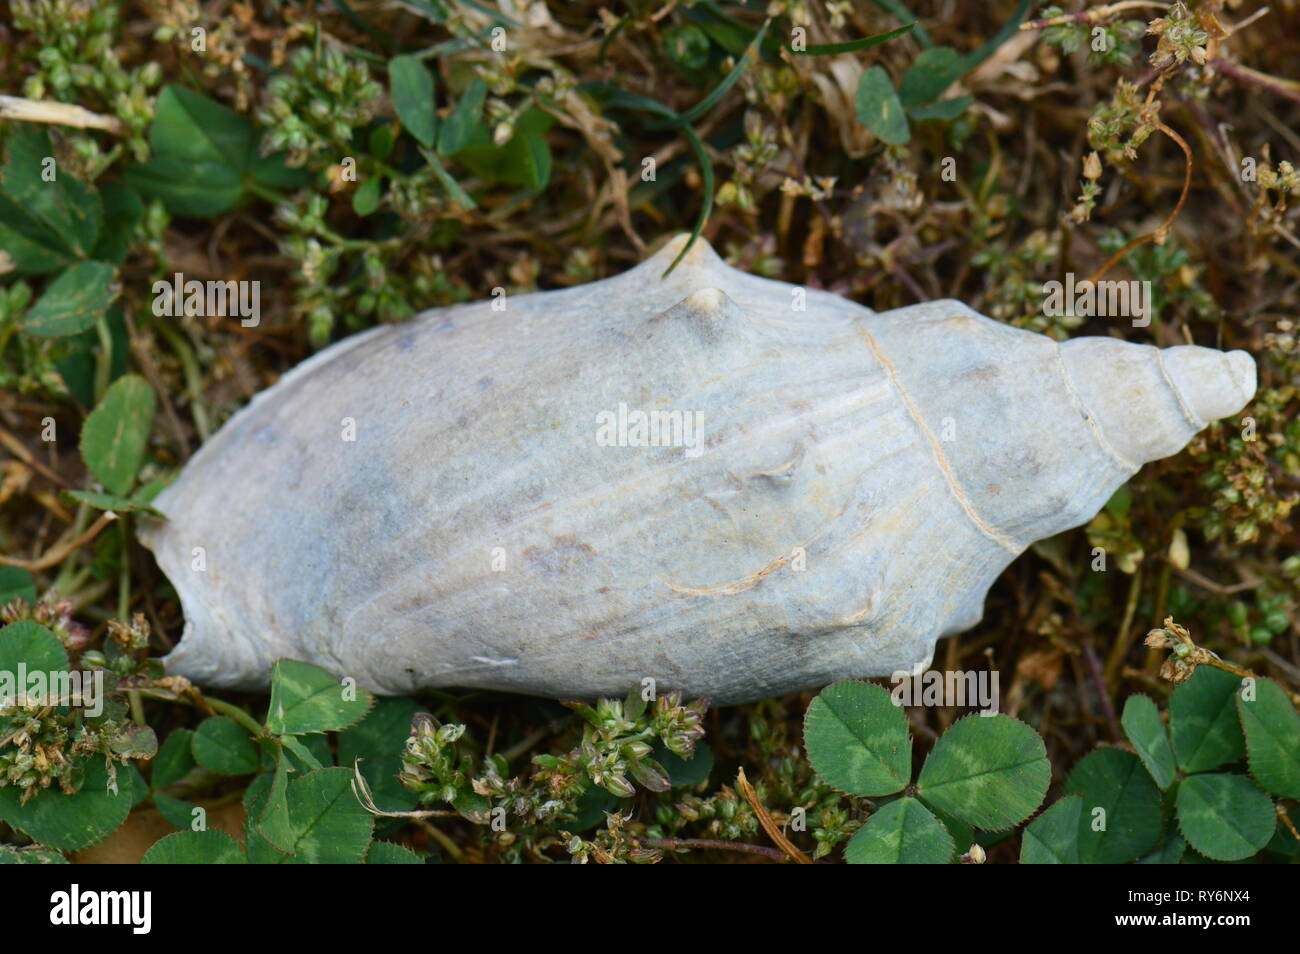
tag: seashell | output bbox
[139,234,1256,704]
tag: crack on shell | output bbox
[1154,347,1206,431]
[731,442,807,484]
[854,316,1020,555]
[660,499,846,598]
[1053,345,1136,473]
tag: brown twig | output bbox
[0,511,117,570]
[0,426,68,488]
[1200,654,1300,710]
[1086,117,1192,285]
[1020,1,1168,31]
[415,819,464,862]
[0,94,127,134]
[1083,641,1122,742]
[1211,58,1300,106]
[1172,565,1260,596]
[1105,567,1143,686]
[123,310,193,458]
[640,837,788,861]
[1278,805,1300,842]
[350,760,462,819]
[1256,647,1300,688]
[735,767,813,864]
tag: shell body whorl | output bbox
[141,235,1256,704]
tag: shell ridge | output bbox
[854,319,1020,555]
[139,323,392,521]
[662,552,791,597]
[660,505,840,598]
[1153,347,1206,431]
[1223,350,1252,397]
[1052,344,1138,473]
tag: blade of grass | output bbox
[419,147,478,210]
[792,22,916,56]
[648,19,772,130]
[596,90,713,276]
[601,89,679,120]
[597,15,629,65]
[331,0,394,52]
[961,0,1031,71]
[453,0,523,29]
[664,124,715,278]
[870,0,931,46]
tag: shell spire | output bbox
[1161,345,1257,423]
[1058,338,1256,468]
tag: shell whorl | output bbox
[1161,345,1256,426]
[1058,338,1256,468]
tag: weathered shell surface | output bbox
[140,234,1256,704]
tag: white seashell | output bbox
[139,234,1256,704]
